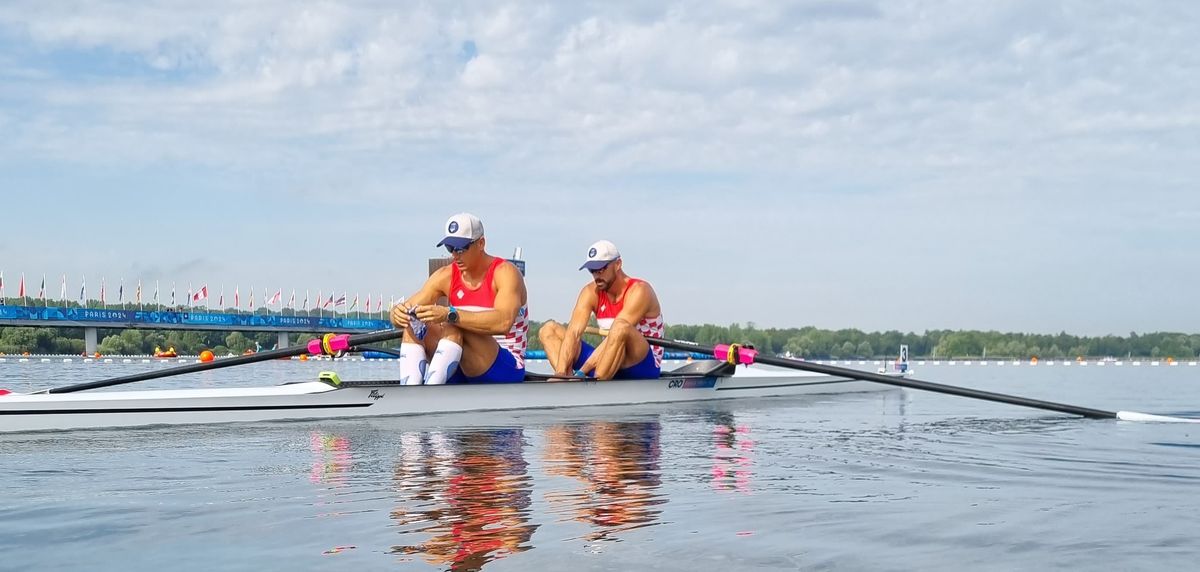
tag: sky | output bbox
[1,1,1198,337]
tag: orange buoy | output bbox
[299,354,309,361]
[199,350,215,363]
[93,352,102,359]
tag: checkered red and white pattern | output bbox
[500,308,529,368]
[595,277,665,367]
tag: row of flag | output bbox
[0,272,391,313]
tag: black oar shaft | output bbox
[45,329,402,394]
[647,338,1118,420]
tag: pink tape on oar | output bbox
[0,389,11,396]
[713,344,758,365]
[307,334,351,355]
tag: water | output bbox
[2,360,1199,571]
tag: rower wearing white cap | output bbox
[538,240,664,380]
[390,213,529,385]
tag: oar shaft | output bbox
[646,337,1118,420]
[45,329,401,394]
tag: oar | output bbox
[34,329,403,394]
[640,335,1199,423]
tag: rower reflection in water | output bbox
[308,431,353,487]
[543,420,667,543]
[389,428,538,571]
[708,414,756,493]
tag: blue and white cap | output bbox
[579,240,621,270]
[436,213,485,249]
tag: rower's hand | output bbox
[390,303,413,329]
[413,305,451,325]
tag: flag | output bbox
[153,280,160,303]
[349,293,359,311]
[193,285,208,303]
[135,280,142,304]
[334,294,347,307]
[365,293,370,313]
[235,285,240,309]
[187,284,192,306]
[323,293,335,309]
[0,271,5,297]
[171,282,176,306]
[268,289,281,306]
[250,286,255,311]
[219,285,224,308]
[18,273,25,298]
[60,274,67,302]
[377,294,383,312]
[118,280,124,303]
[38,275,45,300]
[79,276,86,303]
[99,277,105,304]
[287,289,295,308]
[303,289,309,311]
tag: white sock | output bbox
[399,343,427,386]
[424,339,463,385]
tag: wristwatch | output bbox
[446,306,460,324]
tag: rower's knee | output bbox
[433,323,464,344]
[538,320,563,344]
[609,318,635,340]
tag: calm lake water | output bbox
[1,360,1198,571]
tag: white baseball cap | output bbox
[579,240,621,270]
[436,213,485,249]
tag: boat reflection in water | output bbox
[543,420,668,544]
[388,428,538,571]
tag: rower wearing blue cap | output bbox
[538,240,665,380]
[390,213,529,385]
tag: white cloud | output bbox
[2,0,1200,333]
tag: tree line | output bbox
[2,322,1199,359]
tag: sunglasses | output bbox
[588,262,612,275]
[445,240,477,255]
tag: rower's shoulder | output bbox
[428,265,454,287]
[492,258,527,286]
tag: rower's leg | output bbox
[457,328,503,378]
[581,319,650,380]
[538,320,570,375]
[423,324,463,385]
[398,327,429,386]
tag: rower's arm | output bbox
[556,285,598,370]
[390,268,450,329]
[565,285,598,338]
[612,281,656,329]
[455,262,526,335]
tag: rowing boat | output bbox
[0,360,891,433]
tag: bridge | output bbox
[0,304,391,354]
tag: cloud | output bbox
[2,1,1199,334]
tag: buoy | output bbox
[93,352,102,359]
[299,354,309,361]
[199,350,215,363]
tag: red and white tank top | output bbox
[449,258,529,368]
[595,278,664,367]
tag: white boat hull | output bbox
[0,364,891,433]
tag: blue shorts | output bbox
[447,348,525,384]
[573,340,661,379]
